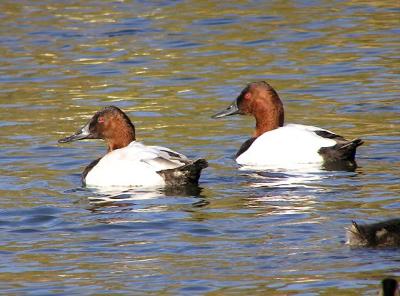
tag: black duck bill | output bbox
[212,99,241,118]
[58,122,92,143]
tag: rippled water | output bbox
[1,1,399,295]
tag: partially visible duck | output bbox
[212,81,363,170]
[346,219,400,248]
[381,278,399,296]
[58,106,208,187]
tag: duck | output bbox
[381,278,399,296]
[58,106,208,188]
[212,81,363,169]
[346,219,400,248]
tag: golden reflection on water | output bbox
[0,0,399,295]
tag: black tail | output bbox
[351,220,364,238]
[158,159,208,186]
[319,138,364,163]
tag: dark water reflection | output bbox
[1,0,399,295]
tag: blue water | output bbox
[0,1,399,295]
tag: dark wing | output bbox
[314,130,347,142]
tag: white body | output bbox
[85,141,188,187]
[236,124,337,168]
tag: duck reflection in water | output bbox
[76,185,207,218]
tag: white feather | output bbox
[85,141,188,187]
[236,124,337,167]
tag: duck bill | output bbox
[58,122,91,143]
[211,100,241,119]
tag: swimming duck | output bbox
[346,219,400,248]
[58,106,208,187]
[381,278,399,296]
[212,81,363,169]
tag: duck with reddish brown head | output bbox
[213,81,363,170]
[59,106,208,187]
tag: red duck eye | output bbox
[98,116,105,123]
[244,92,251,100]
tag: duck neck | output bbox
[107,136,134,152]
[106,126,136,152]
[253,99,284,138]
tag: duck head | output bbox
[212,81,285,137]
[58,106,136,151]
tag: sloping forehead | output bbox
[239,81,267,96]
[87,108,114,127]
[95,107,122,119]
[236,84,250,103]
[249,81,271,90]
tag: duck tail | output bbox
[319,138,364,163]
[351,220,362,235]
[338,138,364,157]
[346,220,366,246]
[158,159,208,186]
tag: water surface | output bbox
[0,1,399,295]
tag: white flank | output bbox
[85,141,188,187]
[236,124,337,167]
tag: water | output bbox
[0,1,399,295]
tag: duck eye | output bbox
[98,116,105,123]
[244,92,251,100]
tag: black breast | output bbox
[82,157,101,185]
[236,137,257,158]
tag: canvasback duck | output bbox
[346,219,400,248]
[58,106,208,187]
[212,81,363,169]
